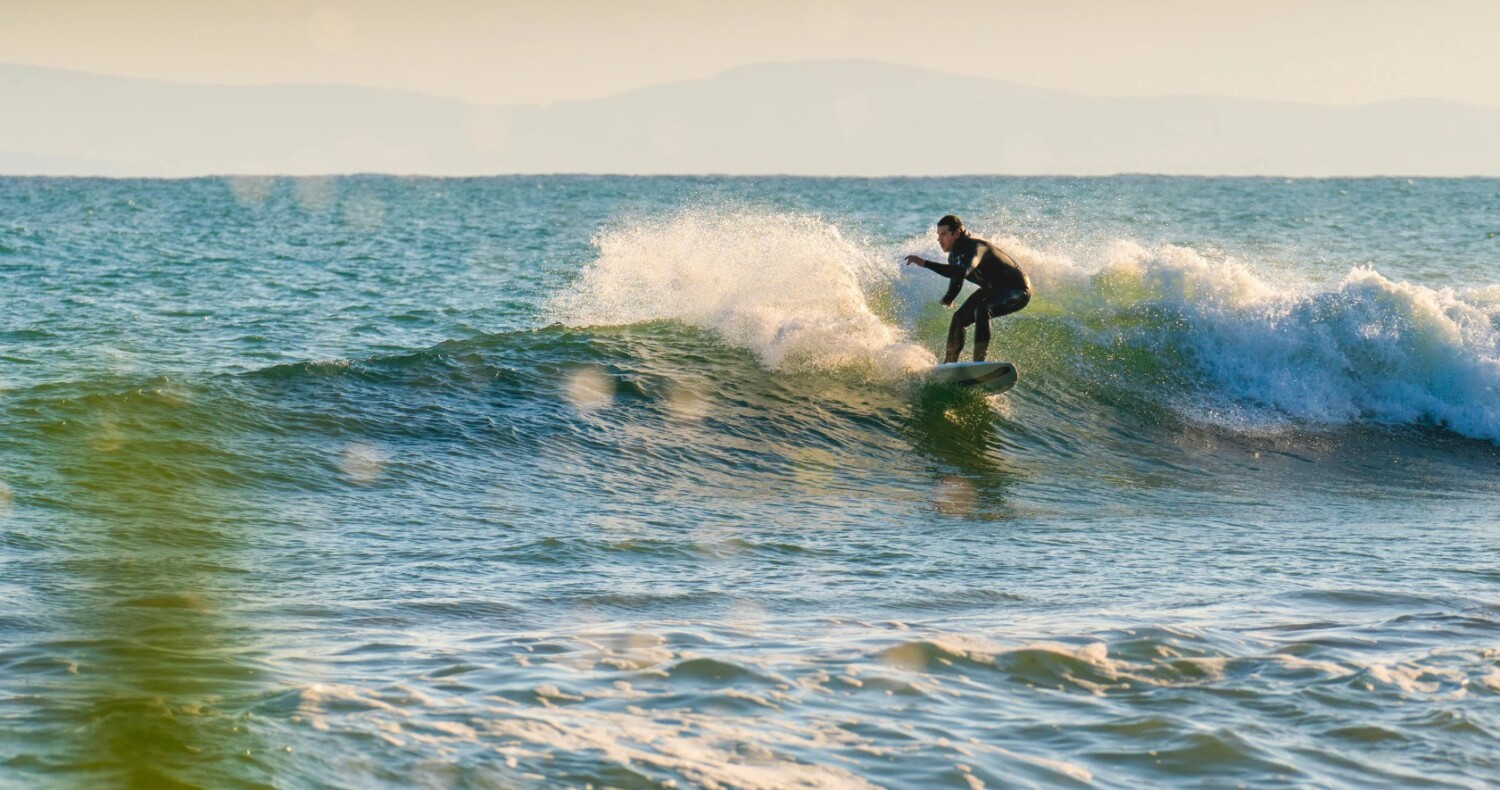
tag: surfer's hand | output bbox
[941,301,954,309]
[904,255,925,267]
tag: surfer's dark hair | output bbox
[937,215,966,235]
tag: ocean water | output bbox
[1,175,1498,789]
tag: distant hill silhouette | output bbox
[4,60,1499,176]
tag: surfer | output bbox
[905,215,1031,363]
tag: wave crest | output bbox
[546,210,933,377]
[1007,236,1500,440]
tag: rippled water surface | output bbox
[2,175,1499,788]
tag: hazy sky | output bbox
[5,0,1499,107]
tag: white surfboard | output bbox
[926,361,1018,393]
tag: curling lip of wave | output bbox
[994,234,1500,441]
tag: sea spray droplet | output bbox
[340,442,388,485]
[564,367,615,413]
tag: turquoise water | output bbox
[2,175,1499,788]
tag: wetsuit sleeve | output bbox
[940,275,964,305]
[923,260,965,278]
[921,260,967,304]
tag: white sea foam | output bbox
[547,210,934,377]
[998,234,1500,441]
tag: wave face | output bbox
[2,175,1499,788]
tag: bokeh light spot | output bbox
[564,367,615,413]
[228,176,274,206]
[666,382,712,422]
[293,176,338,213]
[340,442,387,485]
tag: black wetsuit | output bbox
[921,235,1031,363]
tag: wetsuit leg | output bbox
[972,290,1030,362]
[944,318,965,364]
[946,291,988,363]
[972,298,993,362]
[986,289,1031,319]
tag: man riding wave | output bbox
[905,214,1032,363]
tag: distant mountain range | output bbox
[4,60,1499,177]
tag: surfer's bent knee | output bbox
[987,288,1031,318]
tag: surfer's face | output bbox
[936,226,958,253]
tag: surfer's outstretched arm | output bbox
[925,261,966,279]
[905,255,965,278]
[904,255,966,306]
